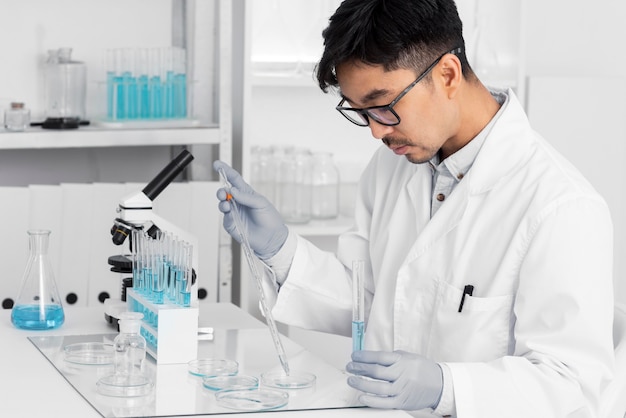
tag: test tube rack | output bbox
[127,288,198,364]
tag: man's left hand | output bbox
[346,350,443,411]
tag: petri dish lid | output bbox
[63,342,114,365]
[261,370,316,389]
[188,358,238,377]
[203,375,259,391]
[96,374,154,397]
[215,388,289,411]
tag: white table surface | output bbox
[0,302,410,417]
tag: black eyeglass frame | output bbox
[335,47,463,127]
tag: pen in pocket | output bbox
[458,284,474,312]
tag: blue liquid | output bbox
[180,291,191,307]
[143,267,152,296]
[173,73,187,118]
[165,71,175,118]
[127,75,138,119]
[150,76,162,119]
[11,304,64,330]
[352,320,364,352]
[138,75,150,119]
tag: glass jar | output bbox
[44,48,87,125]
[250,145,276,204]
[277,148,312,224]
[311,152,340,219]
[4,102,31,131]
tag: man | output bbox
[214,0,615,416]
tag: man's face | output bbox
[335,60,457,164]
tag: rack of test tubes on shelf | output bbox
[126,229,198,364]
[105,47,189,122]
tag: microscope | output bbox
[105,149,198,326]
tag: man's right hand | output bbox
[213,160,288,260]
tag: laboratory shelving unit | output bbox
[0,0,234,308]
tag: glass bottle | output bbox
[11,230,65,330]
[311,152,340,219]
[250,145,276,204]
[278,148,312,224]
[113,312,147,376]
[97,312,153,397]
[4,102,31,131]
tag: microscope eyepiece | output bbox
[142,149,194,201]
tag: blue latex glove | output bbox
[346,350,443,411]
[213,160,288,260]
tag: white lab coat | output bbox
[271,89,615,417]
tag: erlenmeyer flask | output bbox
[11,230,65,330]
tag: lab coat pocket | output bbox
[429,281,513,362]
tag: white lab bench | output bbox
[0,303,411,418]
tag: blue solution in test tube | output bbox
[136,48,150,119]
[152,234,164,304]
[180,244,192,307]
[352,260,365,352]
[149,48,163,119]
[173,47,187,118]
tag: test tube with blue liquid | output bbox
[105,47,187,121]
[152,232,165,304]
[352,260,365,352]
[166,236,179,302]
[131,229,142,292]
[173,48,187,118]
[180,243,192,307]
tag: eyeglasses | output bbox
[336,47,462,127]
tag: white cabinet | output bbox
[0,0,234,310]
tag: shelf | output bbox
[250,62,319,87]
[251,73,319,87]
[0,124,221,150]
[287,214,353,236]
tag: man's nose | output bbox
[369,120,394,140]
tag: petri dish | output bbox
[63,342,114,365]
[261,370,316,389]
[202,375,259,391]
[188,358,238,377]
[215,388,289,411]
[96,374,154,397]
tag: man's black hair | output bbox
[316,0,473,92]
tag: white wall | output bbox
[523,0,626,305]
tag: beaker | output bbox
[11,230,65,330]
[43,48,87,128]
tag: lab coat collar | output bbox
[403,88,528,263]
[466,88,535,195]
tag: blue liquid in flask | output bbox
[11,304,65,330]
[352,320,364,352]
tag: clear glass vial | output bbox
[11,230,65,330]
[4,102,31,131]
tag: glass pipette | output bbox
[218,168,291,376]
[352,260,365,352]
